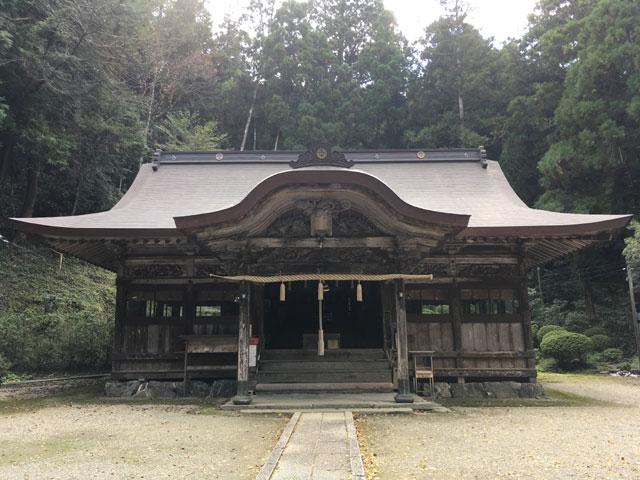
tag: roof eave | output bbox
[460,214,633,238]
[9,218,182,239]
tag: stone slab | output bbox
[259,411,367,480]
[222,392,442,412]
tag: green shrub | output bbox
[68,311,113,370]
[587,352,604,365]
[534,348,542,362]
[589,334,610,352]
[600,348,624,364]
[618,362,632,371]
[0,353,11,384]
[537,325,566,342]
[531,324,540,345]
[584,326,609,338]
[540,332,592,368]
[537,357,559,372]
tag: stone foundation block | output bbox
[187,380,211,398]
[519,383,546,399]
[450,382,485,398]
[434,382,452,398]
[483,381,521,399]
[210,379,237,398]
[104,380,140,397]
[146,380,177,398]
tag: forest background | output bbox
[0,0,639,375]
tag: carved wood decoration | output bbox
[263,205,384,239]
[247,247,397,275]
[289,143,355,169]
[264,209,309,237]
[128,264,185,278]
[456,263,520,277]
[332,209,384,237]
[194,186,458,241]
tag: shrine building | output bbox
[11,145,631,404]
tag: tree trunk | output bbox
[70,177,83,216]
[21,167,40,218]
[253,121,257,150]
[240,84,258,151]
[139,67,159,166]
[14,166,40,244]
[0,142,13,189]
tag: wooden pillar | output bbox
[233,281,252,405]
[112,278,127,377]
[394,278,413,403]
[251,283,265,341]
[184,281,195,335]
[519,259,536,382]
[113,279,127,353]
[450,280,462,371]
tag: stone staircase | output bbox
[255,349,394,392]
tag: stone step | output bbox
[258,360,390,372]
[260,349,387,361]
[257,370,392,384]
[254,382,395,393]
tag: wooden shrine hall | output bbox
[12,145,631,404]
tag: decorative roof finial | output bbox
[290,143,355,169]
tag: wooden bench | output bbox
[410,350,434,398]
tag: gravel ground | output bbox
[357,376,640,479]
[0,404,287,480]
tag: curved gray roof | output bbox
[11,149,631,238]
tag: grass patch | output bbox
[538,372,639,386]
[437,387,610,408]
[0,438,77,467]
[0,384,226,416]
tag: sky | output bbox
[206,0,539,45]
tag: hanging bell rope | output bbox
[317,280,324,301]
[209,273,434,282]
[356,280,363,302]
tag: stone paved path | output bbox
[258,411,365,480]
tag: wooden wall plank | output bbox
[147,325,159,353]
[472,323,487,351]
[429,323,443,351]
[460,324,475,351]
[498,323,512,351]
[511,324,525,351]
[441,324,454,350]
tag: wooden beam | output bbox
[433,369,537,377]
[247,236,396,249]
[423,256,519,265]
[394,278,413,403]
[233,281,251,405]
[185,281,195,336]
[428,351,535,359]
[450,280,463,370]
[519,258,536,370]
[113,279,128,357]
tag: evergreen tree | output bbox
[537,0,640,214]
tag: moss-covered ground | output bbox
[0,241,115,375]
